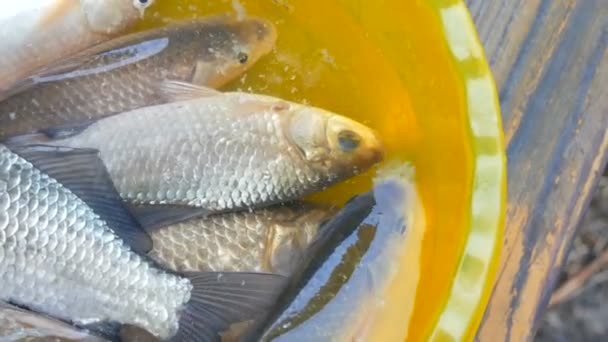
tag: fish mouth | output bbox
[354,127,386,167]
[363,131,386,164]
[326,115,387,168]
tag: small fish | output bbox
[0,16,277,139]
[0,302,107,341]
[145,203,337,277]
[15,81,385,220]
[0,0,155,95]
[244,172,420,341]
[0,144,285,341]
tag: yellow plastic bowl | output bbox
[138,0,506,341]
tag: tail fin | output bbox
[172,272,286,342]
[2,132,49,146]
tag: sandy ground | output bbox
[536,167,608,341]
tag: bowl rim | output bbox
[425,1,507,341]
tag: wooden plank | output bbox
[464,0,608,340]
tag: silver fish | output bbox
[29,82,385,217]
[0,144,284,341]
[0,0,155,95]
[147,203,337,277]
[245,172,420,341]
[0,16,277,139]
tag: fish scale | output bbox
[147,204,335,276]
[0,17,277,140]
[0,145,193,339]
[162,107,297,206]
[34,86,385,213]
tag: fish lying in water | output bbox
[147,203,337,276]
[0,144,284,341]
[0,0,155,95]
[15,82,385,220]
[0,302,105,342]
[244,171,421,341]
[0,16,277,140]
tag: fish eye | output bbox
[337,130,361,152]
[134,0,151,9]
[237,52,249,64]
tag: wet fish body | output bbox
[0,16,277,140]
[147,203,336,276]
[246,175,418,341]
[0,144,283,341]
[0,302,106,342]
[0,0,154,95]
[36,84,385,214]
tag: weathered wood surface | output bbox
[464,0,608,340]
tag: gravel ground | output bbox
[536,167,608,342]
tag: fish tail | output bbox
[172,272,286,342]
[3,132,50,146]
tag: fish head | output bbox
[267,204,337,276]
[191,18,277,88]
[81,0,155,34]
[286,104,386,180]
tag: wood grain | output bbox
[464,0,608,340]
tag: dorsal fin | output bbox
[10,145,152,254]
[159,80,222,102]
